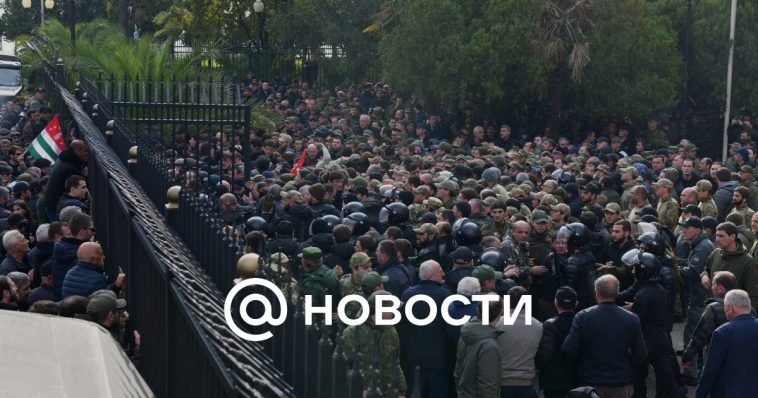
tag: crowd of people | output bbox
[0,89,137,361]
[221,76,758,398]
[4,73,758,398]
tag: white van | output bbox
[0,54,22,102]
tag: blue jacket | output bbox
[446,298,478,343]
[714,180,737,222]
[695,314,758,398]
[375,257,413,298]
[61,261,109,299]
[399,280,455,369]
[562,302,647,387]
[51,238,85,301]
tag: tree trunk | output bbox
[547,66,563,139]
[118,0,131,38]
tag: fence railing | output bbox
[44,61,294,397]
[67,61,411,397]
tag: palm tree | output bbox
[536,0,594,136]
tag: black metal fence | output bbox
[66,62,411,397]
[44,63,294,397]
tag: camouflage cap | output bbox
[597,164,611,174]
[298,247,322,262]
[435,180,459,192]
[695,179,712,191]
[424,197,444,210]
[540,194,559,207]
[740,165,755,175]
[684,143,697,151]
[550,203,571,215]
[349,252,372,268]
[413,223,438,235]
[667,145,679,154]
[483,196,498,206]
[282,190,305,203]
[267,253,290,274]
[413,185,433,196]
[604,202,622,214]
[622,166,639,178]
[653,178,673,189]
[361,271,389,291]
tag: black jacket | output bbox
[629,281,672,351]
[682,297,728,363]
[561,250,596,309]
[28,241,54,288]
[266,238,301,261]
[285,204,315,240]
[562,302,647,387]
[536,312,578,391]
[399,280,455,369]
[375,256,413,298]
[323,242,355,275]
[43,147,85,213]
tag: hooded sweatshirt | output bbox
[454,319,502,398]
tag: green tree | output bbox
[570,0,682,119]
[379,0,546,113]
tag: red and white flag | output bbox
[28,114,66,163]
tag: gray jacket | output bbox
[496,311,543,386]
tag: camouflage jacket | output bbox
[300,264,339,308]
[699,199,718,219]
[339,274,364,319]
[341,323,407,396]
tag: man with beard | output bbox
[0,275,18,310]
[82,294,129,342]
[413,223,441,268]
[599,220,637,290]
[701,222,758,309]
[728,186,754,227]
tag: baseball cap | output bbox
[435,180,459,192]
[361,271,389,292]
[298,247,322,262]
[86,295,127,315]
[679,217,703,229]
[555,286,577,308]
[653,178,673,188]
[349,252,371,268]
[604,203,621,214]
[531,209,549,224]
[472,265,503,281]
[450,247,474,264]
[413,223,438,235]
[580,182,600,195]
[740,165,755,175]
[695,180,712,191]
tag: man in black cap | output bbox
[82,294,128,340]
[678,216,715,383]
[536,287,579,398]
[444,247,475,291]
[27,261,55,306]
[579,182,600,208]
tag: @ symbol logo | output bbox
[224,278,288,342]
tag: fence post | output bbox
[128,146,138,175]
[56,58,66,88]
[92,104,99,119]
[105,120,114,146]
[166,186,181,229]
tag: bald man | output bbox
[501,221,530,286]
[61,242,124,298]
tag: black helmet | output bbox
[344,212,370,235]
[309,215,340,235]
[322,215,342,230]
[342,201,366,218]
[633,252,661,281]
[479,249,506,271]
[454,219,483,247]
[638,231,665,256]
[558,222,590,251]
[246,216,268,233]
[379,202,410,226]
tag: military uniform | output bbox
[699,199,718,219]
[299,247,339,309]
[482,220,509,240]
[657,196,680,231]
[341,323,407,396]
[470,213,491,228]
[501,234,530,287]
[729,203,755,227]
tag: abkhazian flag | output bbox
[29,114,66,162]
